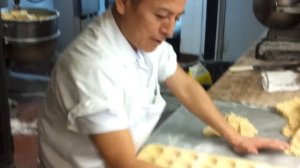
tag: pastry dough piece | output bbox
[1,10,42,21]
[137,145,163,163]
[202,112,258,137]
[276,97,300,158]
[138,144,283,168]
[276,97,300,138]
[202,126,220,136]
[285,128,300,158]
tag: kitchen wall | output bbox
[180,0,207,58]
[52,0,106,51]
[4,0,54,9]
[1,0,266,62]
[0,1,8,7]
[180,0,266,62]
[221,0,266,61]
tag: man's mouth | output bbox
[152,38,163,44]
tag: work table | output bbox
[208,46,300,108]
[146,100,300,168]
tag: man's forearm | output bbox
[165,65,239,144]
[171,75,239,144]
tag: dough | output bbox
[276,97,300,138]
[202,112,258,137]
[1,9,47,21]
[137,144,281,168]
[285,128,300,158]
[276,97,300,158]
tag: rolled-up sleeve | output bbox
[75,109,128,135]
[56,57,128,134]
[157,42,177,82]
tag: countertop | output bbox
[208,47,300,108]
[145,100,300,168]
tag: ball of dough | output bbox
[202,112,258,137]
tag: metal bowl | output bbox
[0,7,60,40]
[5,38,57,65]
[0,7,60,73]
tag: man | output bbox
[38,0,289,167]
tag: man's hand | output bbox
[165,65,290,155]
[230,135,289,155]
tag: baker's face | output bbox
[116,0,186,52]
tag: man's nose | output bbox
[161,19,176,38]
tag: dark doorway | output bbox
[204,0,219,60]
[0,23,14,168]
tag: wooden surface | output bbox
[208,47,300,108]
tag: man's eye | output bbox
[156,14,167,19]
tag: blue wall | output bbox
[222,0,266,61]
[5,0,54,9]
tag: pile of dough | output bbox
[285,128,300,157]
[202,112,258,137]
[137,143,283,168]
[1,9,47,21]
[276,97,300,158]
[276,97,300,138]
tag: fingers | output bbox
[232,137,289,155]
[233,142,258,155]
[233,146,247,154]
[256,139,289,151]
[247,146,258,155]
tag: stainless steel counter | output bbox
[145,100,300,168]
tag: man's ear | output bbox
[115,0,127,15]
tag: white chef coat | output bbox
[38,8,177,168]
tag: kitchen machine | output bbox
[253,0,300,60]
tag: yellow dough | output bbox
[137,144,283,168]
[285,128,300,157]
[202,112,258,137]
[1,9,47,21]
[276,97,300,158]
[276,97,300,138]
